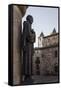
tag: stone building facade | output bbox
[38,28,58,47]
[32,28,59,76]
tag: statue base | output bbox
[22,75,33,85]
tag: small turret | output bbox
[52,28,56,34]
[38,32,44,47]
[40,32,44,37]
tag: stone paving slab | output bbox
[32,75,59,84]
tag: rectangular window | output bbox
[55,50,57,57]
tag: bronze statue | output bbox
[22,15,36,84]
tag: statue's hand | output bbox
[29,31,35,43]
[26,29,36,43]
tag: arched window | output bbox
[54,50,57,57]
[35,57,40,75]
[36,71,40,75]
[54,63,58,75]
[36,64,40,69]
[35,57,40,64]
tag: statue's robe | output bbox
[23,21,35,79]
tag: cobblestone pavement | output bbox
[32,75,59,84]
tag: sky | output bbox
[22,6,58,47]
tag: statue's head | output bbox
[26,15,33,24]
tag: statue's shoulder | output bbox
[23,21,29,25]
[31,29,35,34]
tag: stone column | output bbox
[12,5,27,85]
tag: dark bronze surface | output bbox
[22,15,36,84]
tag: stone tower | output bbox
[38,32,44,47]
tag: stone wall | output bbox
[43,34,58,47]
[38,32,58,48]
[12,5,27,85]
[32,45,58,75]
